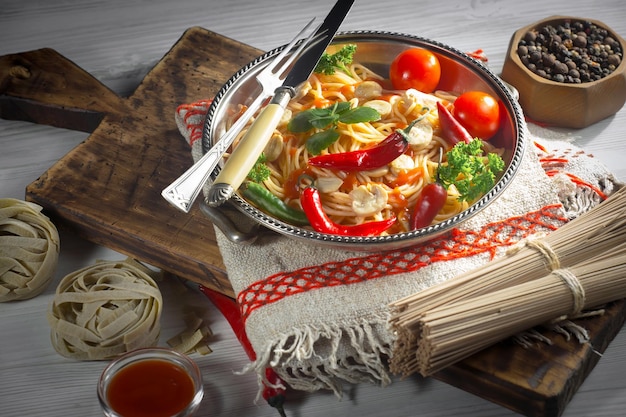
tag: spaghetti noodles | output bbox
[226,53,503,234]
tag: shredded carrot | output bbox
[340,84,355,97]
[390,168,423,188]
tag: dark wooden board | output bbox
[0,27,264,297]
[1,26,624,417]
[435,300,626,417]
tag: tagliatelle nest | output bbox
[47,258,163,360]
[0,199,60,302]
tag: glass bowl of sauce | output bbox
[98,347,204,417]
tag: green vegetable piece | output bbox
[288,111,316,133]
[288,103,348,132]
[241,182,309,226]
[247,153,271,183]
[305,129,341,155]
[337,106,381,124]
[314,44,357,75]
[289,102,381,154]
[437,139,505,202]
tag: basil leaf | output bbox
[305,128,341,155]
[288,111,316,133]
[332,101,352,114]
[338,106,381,124]
[309,114,339,129]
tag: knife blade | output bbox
[206,0,355,207]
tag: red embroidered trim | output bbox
[174,105,600,320]
[545,170,609,200]
[237,204,567,321]
[177,100,212,146]
[534,141,607,200]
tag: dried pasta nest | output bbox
[0,198,60,302]
[47,258,163,360]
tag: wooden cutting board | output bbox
[1,26,624,417]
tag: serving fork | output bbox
[162,18,320,213]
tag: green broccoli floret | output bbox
[314,44,357,75]
[437,139,505,202]
[247,153,271,183]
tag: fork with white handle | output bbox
[161,18,319,213]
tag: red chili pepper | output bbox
[198,285,288,417]
[410,182,448,229]
[307,119,420,171]
[300,186,396,236]
[436,101,473,145]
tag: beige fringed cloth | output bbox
[176,99,620,395]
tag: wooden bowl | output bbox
[501,16,626,128]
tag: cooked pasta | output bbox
[47,258,162,360]
[227,55,502,234]
[0,198,60,302]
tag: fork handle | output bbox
[207,87,293,207]
[161,93,267,212]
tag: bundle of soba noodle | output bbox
[47,258,163,360]
[389,185,626,377]
[0,198,60,302]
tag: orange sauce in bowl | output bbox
[106,359,195,417]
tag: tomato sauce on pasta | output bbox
[225,55,502,234]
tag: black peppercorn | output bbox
[608,54,621,66]
[554,62,569,75]
[515,18,623,84]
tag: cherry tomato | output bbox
[389,48,441,93]
[452,91,501,140]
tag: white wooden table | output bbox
[2,1,626,416]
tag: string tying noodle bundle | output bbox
[389,186,626,377]
[0,198,60,302]
[525,237,561,270]
[518,238,585,315]
[552,268,586,316]
[47,258,163,360]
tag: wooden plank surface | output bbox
[435,300,626,417]
[2,26,625,416]
[2,27,265,297]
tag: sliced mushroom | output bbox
[355,80,383,101]
[400,88,441,113]
[361,166,389,178]
[278,109,293,127]
[406,123,434,149]
[390,154,415,176]
[263,132,284,162]
[363,99,392,118]
[316,176,344,193]
[293,81,312,101]
[349,184,388,216]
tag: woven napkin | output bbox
[176,100,620,395]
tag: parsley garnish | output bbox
[247,153,271,183]
[288,102,380,155]
[314,44,357,75]
[437,139,506,202]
